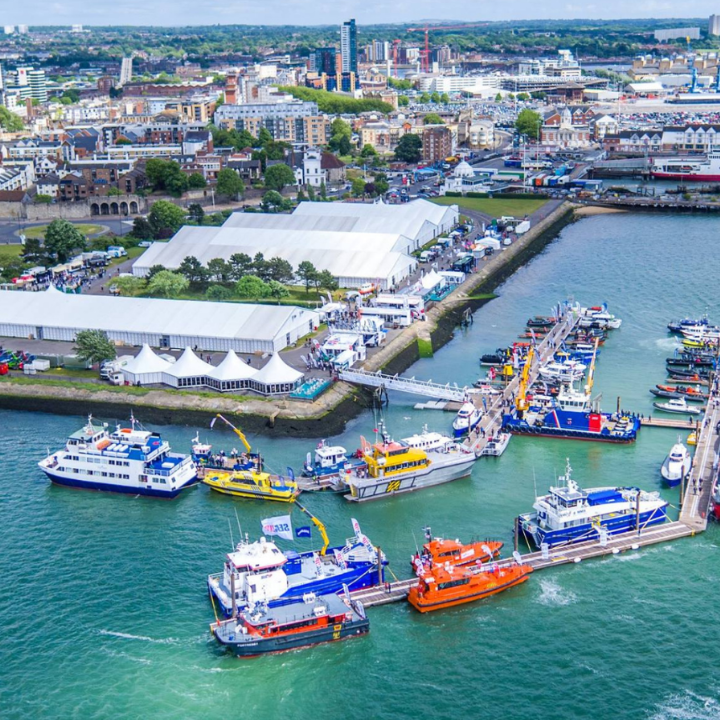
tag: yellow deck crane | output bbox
[583,338,600,405]
[294,501,330,555]
[515,346,535,418]
[211,414,252,454]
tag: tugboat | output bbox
[411,526,503,573]
[342,421,477,502]
[517,459,669,549]
[211,590,369,656]
[660,439,692,488]
[408,561,532,613]
[208,514,386,616]
[38,414,197,497]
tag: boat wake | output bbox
[654,337,682,352]
[98,629,178,645]
[650,688,720,720]
[535,578,577,607]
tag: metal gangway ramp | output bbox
[338,368,469,402]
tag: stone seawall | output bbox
[0,202,575,434]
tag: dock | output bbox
[463,309,580,456]
[351,370,720,609]
[640,416,703,430]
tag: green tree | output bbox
[146,265,165,280]
[112,275,146,297]
[187,172,207,189]
[145,159,187,195]
[267,280,290,299]
[319,182,327,200]
[351,177,366,197]
[296,189,307,202]
[252,252,269,280]
[267,256,294,284]
[258,127,273,146]
[264,140,290,161]
[373,173,389,196]
[439,93,450,104]
[516,92,531,101]
[147,270,189,298]
[398,95,410,107]
[316,269,338,293]
[495,92,503,102]
[148,200,185,236]
[329,134,352,155]
[296,261,318,294]
[74,330,116,365]
[188,203,205,225]
[235,274,270,298]
[264,163,296,192]
[423,113,444,125]
[132,216,154,240]
[0,106,24,132]
[306,184,316,202]
[216,168,245,198]
[515,108,543,140]
[106,187,122,196]
[207,257,233,283]
[34,194,53,204]
[360,144,378,158]
[206,284,234,301]
[44,219,86,263]
[229,252,253,280]
[330,117,352,139]
[394,134,422,163]
[22,238,45,264]
[178,255,209,289]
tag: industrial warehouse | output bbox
[0,286,320,354]
[132,199,459,289]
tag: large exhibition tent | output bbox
[249,352,304,396]
[0,287,320,354]
[122,344,172,385]
[162,347,213,388]
[206,350,257,392]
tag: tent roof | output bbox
[252,353,303,385]
[207,350,257,381]
[124,344,172,375]
[163,347,213,378]
[420,269,443,289]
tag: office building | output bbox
[366,41,389,63]
[654,27,700,42]
[28,69,47,103]
[17,25,28,34]
[71,24,83,32]
[312,48,337,76]
[120,57,133,86]
[340,19,357,74]
[710,15,720,36]
[3,25,14,34]
[422,127,453,164]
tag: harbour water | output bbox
[2,211,720,720]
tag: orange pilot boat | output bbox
[411,527,503,573]
[408,561,533,613]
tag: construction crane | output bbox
[407,22,489,73]
[515,346,535,417]
[295,501,330,555]
[211,413,252,454]
[583,338,600,397]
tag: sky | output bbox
[4,1,719,27]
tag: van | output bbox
[419,250,434,263]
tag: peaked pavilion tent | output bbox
[206,350,258,392]
[162,347,214,388]
[121,344,172,385]
[249,353,304,396]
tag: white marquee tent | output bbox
[162,348,214,388]
[249,353,304,396]
[122,344,172,385]
[206,350,257,392]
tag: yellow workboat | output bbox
[200,414,300,502]
[203,468,299,502]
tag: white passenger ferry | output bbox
[38,416,197,497]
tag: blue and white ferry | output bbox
[517,460,669,549]
[208,520,386,616]
[38,416,197,498]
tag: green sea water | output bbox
[2,212,720,720]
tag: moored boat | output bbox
[407,561,532,613]
[452,402,483,438]
[38,415,197,498]
[411,527,503,573]
[660,439,692,488]
[302,440,365,480]
[517,460,669,549]
[480,432,512,456]
[653,398,703,415]
[203,468,300,502]
[211,592,369,656]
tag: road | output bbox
[0,218,135,246]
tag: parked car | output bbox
[138,241,153,248]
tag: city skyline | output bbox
[4,2,720,26]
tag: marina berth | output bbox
[652,397,703,415]
[517,461,669,550]
[38,415,197,497]
[211,592,370,657]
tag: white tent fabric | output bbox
[250,353,304,395]
[162,347,213,388]
[420,269,444,290]
[122,344,172,385]
[206,350,257,392]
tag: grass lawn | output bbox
[431,196,548,218]
[0,245,22,264]
[22,223,106,239]
[108,245,145,267]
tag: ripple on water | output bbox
[650,689,720,720]
[535,578,578,607]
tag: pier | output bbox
[351,370,720,609]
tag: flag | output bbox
[351,518,361,536]
[286,466,295,481]
[261,515,293,540]
[295,526,312,539]
[334,549,347,569]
